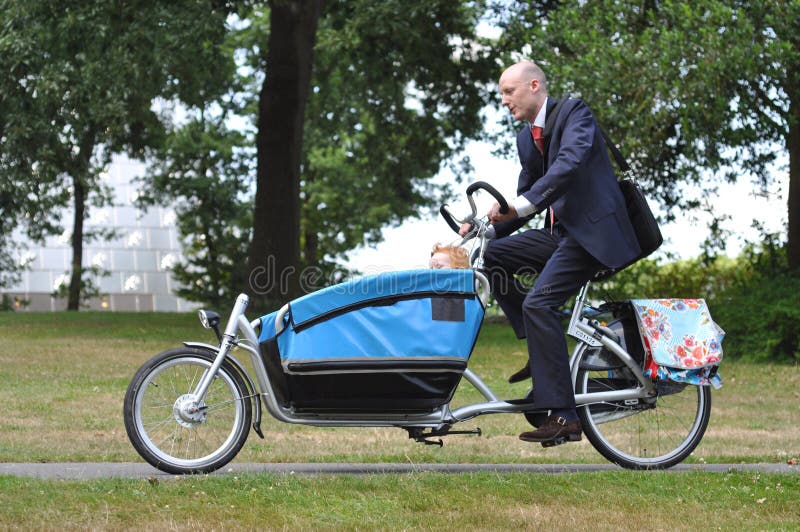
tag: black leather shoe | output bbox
[508,364,530,384]
[519,416,582,446]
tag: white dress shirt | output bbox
[511,97,548,217]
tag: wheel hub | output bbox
[173,394,207,428]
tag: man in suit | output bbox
[464,61,640,445]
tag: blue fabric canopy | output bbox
[258,269,484,374]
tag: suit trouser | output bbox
[483,224,601,410]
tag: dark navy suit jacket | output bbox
[500,98,640,270]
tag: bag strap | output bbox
[599,125,631,173]
[543,95,569,138]
[545,95,631,175]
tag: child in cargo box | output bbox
[429,243,470,269]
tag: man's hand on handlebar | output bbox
[488,202,518,225]
[443,181,513,237]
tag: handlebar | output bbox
[465,181,509,214]
[439,205,461,233]
[439,181,510,235]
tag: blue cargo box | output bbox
[257,269,485,412]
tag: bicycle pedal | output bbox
[540,433,581,448]
[541,437,568,448]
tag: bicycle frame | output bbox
[188,276,657,433]
[186,186,658,432]
[126,181,708,474]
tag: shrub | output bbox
[594,255,742,301]
[595,244,798,362]
[709,274,800,362]
[709,246,799,363]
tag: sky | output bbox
[346,137,789,273]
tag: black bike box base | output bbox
[259,337,463,413]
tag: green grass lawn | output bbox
[1,311,797,465]
[1,471,798,530]
[1,311,798,529]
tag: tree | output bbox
[0,1,235,309]
[246,0,326,307]
[496,0,800,270]
[244,0,497,307]
[299,1,496,276]
[136,109,254,309]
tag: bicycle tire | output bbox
[574,343,711,470]
[123,347,252,474]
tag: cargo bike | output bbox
[123,182,722,474]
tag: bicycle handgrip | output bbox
[465,181,509,214]
[439,205,462,234]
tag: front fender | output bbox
[184,341,223,353]
[183,342,264,439]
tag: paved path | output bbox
[1,462,796,480]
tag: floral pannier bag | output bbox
[630,299,724,388]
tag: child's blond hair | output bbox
[430,243,470,269]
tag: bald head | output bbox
[499,61,548,122]
[502,61,547,92]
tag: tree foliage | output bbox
[136,109,254,309]
[299,0,497,274]
[1,0,499,309]
[238,0,498,308]
[496,0,800,269]
[0,0,236,308]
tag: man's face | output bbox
[499,69,541,122]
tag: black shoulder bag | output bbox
[546,96,662,273]
[598,126,663,265]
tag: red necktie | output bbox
[531,125,555,232]
[531,125,544,154]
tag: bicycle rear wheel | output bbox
[575,346,711,469]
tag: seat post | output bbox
[567,282,590,332]
[573,282,590,312]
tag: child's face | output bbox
[429,252,452,269]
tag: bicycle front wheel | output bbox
[123,348,252,474]
[575,346,711,470]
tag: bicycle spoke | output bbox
[577,356,710,469]
[124,347,256,475]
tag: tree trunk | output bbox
[302,170,318,267]
[67,174,86,310]
[788,94,800,272]
[303,225,319,268]
[67,129,97,311]
[246,0,325,309]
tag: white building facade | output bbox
[2,156,193,312]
